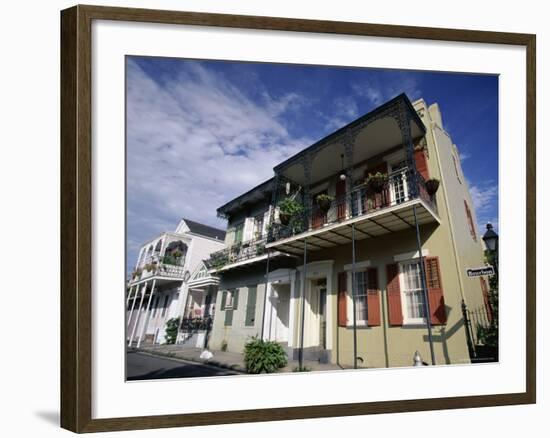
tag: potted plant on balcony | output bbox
[315,194,334,214]
[365,172,388,194]
[425,178,440,197]
[256,243,266,256]
[278,197,303,226]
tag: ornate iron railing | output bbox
[268,168,437,242]
[206,237,267,270]
[180,317,213,332]
[129,253,186,282]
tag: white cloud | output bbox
[126,59,312,261]
[324,96,360,131]
[459,152,471,161]
[351,73,422,105]
[467,180,498,235]
[469,183,498,214]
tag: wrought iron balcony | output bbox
[129,254,186,283]
[206,237,267,271]
[268,168,438,244]
[180,316,213,332]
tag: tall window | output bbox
[390,161,409,205]
[160,295,170,317]
[224,290,234,309]
[352,271,368,325]
[233,223,244,244]
[464,200,477,241]
[253,214,264,239]
[452,154,462,184]
[399,261,427,324]
[152,296,160,317]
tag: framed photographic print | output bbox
[60,4,536,433]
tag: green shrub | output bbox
[221,340,228,352]
[278,197,304,216]
[243,336,288,374]
[164,317,180,344]
[315,194,334,203]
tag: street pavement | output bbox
[126,351,240,380]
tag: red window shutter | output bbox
[338,272,347,327]
[414,149,429,180]
[424,257,447,325]
[386,264,403,325]
[480,277,493,322]
[367,268,381,326]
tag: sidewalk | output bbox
[132,344,343,374]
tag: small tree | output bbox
[477,250,499,348]
[164,317,180,344]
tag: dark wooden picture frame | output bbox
[61,4,536,433]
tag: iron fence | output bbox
[180,317,213,332]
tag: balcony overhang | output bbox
[209,251,294,274]
[128,273,185,288]
[188,276,219,291]
[275,93,425,187]
[266,198,439,255]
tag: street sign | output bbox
[466,266,495,277]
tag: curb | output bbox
[130,347,247,374]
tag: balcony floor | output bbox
[266,198,439,255]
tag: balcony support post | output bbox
[301,153,312,233]
[260,250,272,341]
[398,101,418,199]
[351,223,358,369]
[137,279,156,348]
[298,239,308,370]
[126,285,133,306]
[343,130,355,219]
[128,281,147,346]
[413,204,436,365]
[126,285,138,330]
[267,173,279,242]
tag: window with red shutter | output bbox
[352,271,370,325]
[367,268,381,326]
[424,256,447,325]
[386,263,403,325]
[414,148,429,180]
[337,272,347,327]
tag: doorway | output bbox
[269,283,291,343]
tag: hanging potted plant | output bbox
[425,178,440,196]
[365,172,388,194]
[315,194,334,213]
[278,197,303,226]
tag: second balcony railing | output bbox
[206,237,267,270]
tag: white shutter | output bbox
[243,217,254,242]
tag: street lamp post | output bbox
[482,223,499,276]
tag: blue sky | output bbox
[126,56,498,271]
